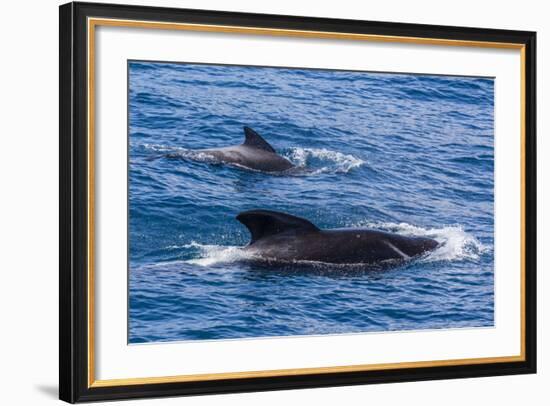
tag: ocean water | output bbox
[128,61,494,343]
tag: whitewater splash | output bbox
[177,222,487,267]
[176,242,251,266]
[141,144,365,175]
[284,147,365,174]
[353,221,488,262]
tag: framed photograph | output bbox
[59,1,537,403]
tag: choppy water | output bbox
[128,61,494,343]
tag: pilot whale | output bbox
[237,210,439,265]
[198,127,294,172]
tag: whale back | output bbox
[242,127,276,153]
[237,210,319,244]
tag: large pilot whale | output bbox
[237,210,439,265]
[197,127,294,172]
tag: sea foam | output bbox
[284,147,365,174]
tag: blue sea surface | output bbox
[128,61,494,343]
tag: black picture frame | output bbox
[59,1,537,403]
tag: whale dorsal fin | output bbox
[237,210,319,244]
[242,127,276,153]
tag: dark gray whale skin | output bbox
[237,210,439,265]
[199,127,294,172]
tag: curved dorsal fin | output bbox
[242,127,276,153]
[237,210,319,244]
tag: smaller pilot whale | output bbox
[237,210,439,265]
[198,127,294,172]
